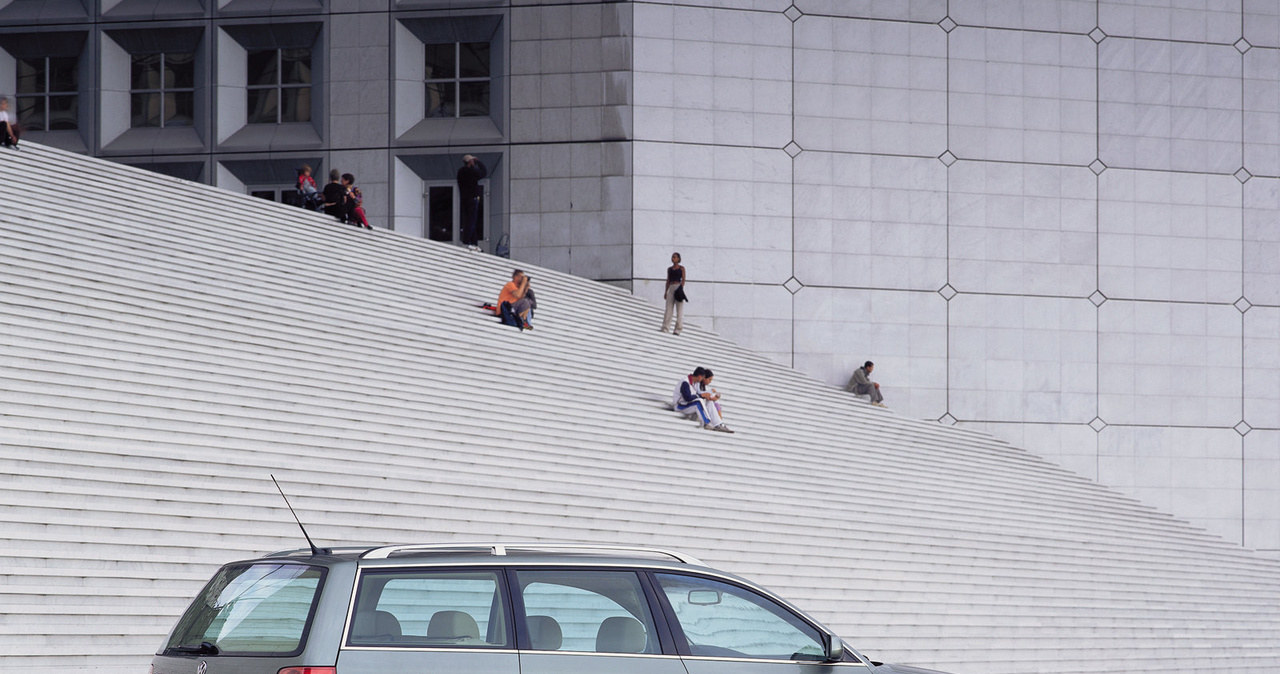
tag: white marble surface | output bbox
[794,16,947,157]
[948,294,1098,423]
[950,0,1096,33]
[1244,48,1280,177]
[961,421,1101,481]
[1244,177,1280,306]
[1245,430,1280,550]
[1098,169,1242,303]
[1098,300,1243,427]
[948,161,1097,296]
[1100,0,1241,44]
[1099,426,1243,543]
[794,152,947,290]
[1244,307,1280,430]
[949,27,1096,165]
[1098,38,1242,174]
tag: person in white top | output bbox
[0,97,18,149]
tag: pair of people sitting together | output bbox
[673,367,733,433]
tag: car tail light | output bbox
[278,668,336,674]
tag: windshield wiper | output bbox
[168,641,220,655]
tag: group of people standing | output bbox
[296,165,370,229]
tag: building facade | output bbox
[7,0,1280,554]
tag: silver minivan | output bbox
[150,543,949,674]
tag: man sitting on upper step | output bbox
[673,367,733,433]
[844,360,886,408]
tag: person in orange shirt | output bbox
[497,269,533,330]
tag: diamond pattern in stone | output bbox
[1089,417,1107,432]
[784,4,802,22]
[1235,167,1252,183]
[1089,159,1107,175]
[783,277,803,294]
[1089,27,1106,43]
[938,283,957,301]
[1089,290,1107,307]
[1235,37,1251,54]
[1235,421,1252,436]
[784,141,803,158]
[939,16,957,33]
[939,150,957,166]
[1235,297,1252,313]
[939,413,957,426]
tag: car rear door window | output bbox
[653,573,826,661]
[515,569,660,654]
[348,569,509,647]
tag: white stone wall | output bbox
[630,1,1280,554]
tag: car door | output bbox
[651,572,867,674]
[513,568,688,674]
[336,567,519,674]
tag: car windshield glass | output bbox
[164,562,325,656]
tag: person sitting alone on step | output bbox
[0,97,20,149]
[844,360,886,407]
[496,269,534,331]
[673,367,733,433]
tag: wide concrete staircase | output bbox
[1,142,1278,674]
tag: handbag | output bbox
[673,286,688,303]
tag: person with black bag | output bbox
[661,252,687,335]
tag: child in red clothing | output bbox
[296,165,321,210]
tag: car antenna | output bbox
[271,474,324,556]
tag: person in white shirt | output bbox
[0,97,19,149]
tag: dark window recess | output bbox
[130,52,195,128]
[428,185,454,242]
[247,48,312,124]
[425,42,489,118]
[16,56,78,131]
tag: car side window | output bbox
[654,573,825,661]
[348,569,508,648]
[515,569,660,654]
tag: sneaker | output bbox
[712,424,735,433]
[872,402,887,408]
[522,321,533,331]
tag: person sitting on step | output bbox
[673,367,733,433]
[496,269,533,331]
[844,360,886,407]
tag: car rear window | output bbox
[163,562,326,657]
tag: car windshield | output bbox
[163,562,325,656]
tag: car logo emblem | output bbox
[197,660,207,674]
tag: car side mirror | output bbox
[824,635,844,662]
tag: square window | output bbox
[17,95,45,130]
[280,87,311,123]
[132,54,162,90]
[459,42,489,78]
[425,43,456,80]
[16,58,43,94]
[281,49,311,85]
[166,92,194,126]
[426,81,456,118]
[247,88,279,124]
[247,50,278,87]
[131,92,162,127]
[47,95,77,130]
[166,53,195,89]
[49,56,78,91]
[459,81,489,117]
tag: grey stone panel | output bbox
[949,0,1095,33]
[794,0,945,22]
[1099,0,1240,44]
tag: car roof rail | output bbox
[359,542,704,565]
